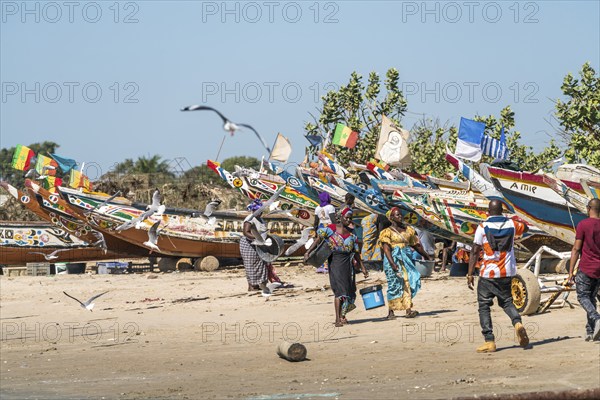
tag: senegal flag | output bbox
[42,176,63,193]
[69,169,92,191]
[332,123,358,149]
[35,154,58,176]
[11,144,35,171]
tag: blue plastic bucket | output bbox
[359,285,385,310]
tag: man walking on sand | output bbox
[568,198,600,341]
[467,200,530,353]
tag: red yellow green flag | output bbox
[69,169,92,191]
[11,144,35,171]
[332,123,358,149]
[42,177,63,193]
[35,154,58,176]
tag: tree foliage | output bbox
[304,68,407,166]
[554,62,600,167]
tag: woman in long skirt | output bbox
[379,207,431,319]
[240,199,271,295]
[305,207,368,327]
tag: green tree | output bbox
[304,68,407,166]
[554,62,600,167]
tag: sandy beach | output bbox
[1,264,599,399]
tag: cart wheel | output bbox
[194,256,219,272]
[176,258,193,271]
[158,257,178,272]
[512,269,541,315]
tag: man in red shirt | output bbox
[468,200,530,353]
[568,198,600,342]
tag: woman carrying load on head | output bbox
[305,207,368,327]
[379,207,431,320]
[240,199,273,295]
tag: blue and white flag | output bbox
[455,117,486,161]
[481,126,509,160]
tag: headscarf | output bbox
[386,206,401,222]
[246,199,263,212]
[319,192,331,207]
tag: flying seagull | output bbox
[143,220,161,253]
[63,291,108,311]
[181,105,272,153]
[204,199,221,217]
[85,191,122,216]
[28,249,70,261]
[285,228,314,255]
[115,189,164,231]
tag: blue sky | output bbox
[1,0,599,178]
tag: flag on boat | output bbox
[69,169,92,191]
[481,126,509,160]
[332,123,359,149]
[269,133,292,163]
[49,153,78,174]
[35,154,58,176]
[11,144,35,171]
[305,135,323,147]
[42,176,63,193]
[375,115,411,166]
[455,117,486,161]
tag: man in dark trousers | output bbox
[568,198,600,341]
[468,200,529,353]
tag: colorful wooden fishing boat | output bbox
[483,164,587,244]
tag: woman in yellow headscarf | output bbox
[379,207,431,319]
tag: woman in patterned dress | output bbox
[240,199,271,295]
[379,207,431,319]
[305,207,368,327]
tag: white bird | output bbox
[90,231,107,254]
[115,189,164,231]
[28,249,70,261]
[85,191,121,215]
[63,291,108,312]
[204,199,221,217]
[232,165,258,178]
[181,105,272,153]
[251,186,286,219]
[285,228,314,255]
[143,220,161,253]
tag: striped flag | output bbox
[35,154,58,176]
[69,169,92,191]
[481,126,509,160]
[42,177,63,193]
[332,123,359,149]
[11,144,35,171]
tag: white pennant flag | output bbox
[268,133,292,163]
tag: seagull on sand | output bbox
[28,249,70,261]
[63,291,109,311]
[180,105,272,153]
[143,220,161,253]
[115,189,165,231]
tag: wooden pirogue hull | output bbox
[59,187,303,258]
[0,221,128,265]
[23,180,150,257]
[484,165,587,245]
